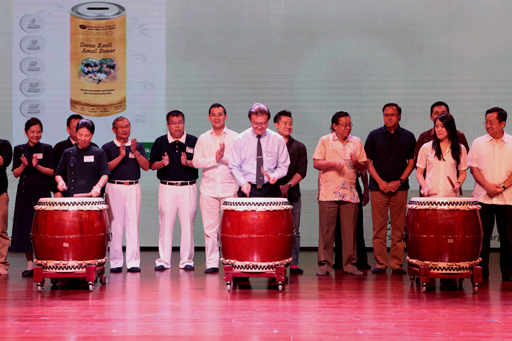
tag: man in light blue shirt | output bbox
[229,103,290,197]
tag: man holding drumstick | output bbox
[229,103,290,198]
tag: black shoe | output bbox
[204,267,219,274]
[110,267,123,273]
[290,265,304,274]
[154,265,166,271]
[127,267,141,273]
[392,268,407,275]
[183,265,194,271]
[371,267,386,274]
[22,269,33,277]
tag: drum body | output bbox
[406,197,482,264]
[220,198,294,270]
[32,198,109,271]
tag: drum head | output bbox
[407,197,480,209]
[35,197,107,210]
[222,197,292,211]
[409,197,478,204]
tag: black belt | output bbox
[160,180,196,186]
[250,183,270,189]
[108,180,139,185]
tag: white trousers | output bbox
[200,194,235,269]
[156,183,197,268]
[105,183,141,268]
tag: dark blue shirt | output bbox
[150,134,198,181]
[56,144,110,197]
[364,125,416,191]
[102,141,147,180]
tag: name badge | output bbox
[129,152,135,158]
[34,153,43,160]
[186,147,194,154]
[84,155,94,162]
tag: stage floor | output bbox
[1,250,511,339]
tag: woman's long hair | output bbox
[432,113,461,165]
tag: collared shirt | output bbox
[468,132,512,205]
[192,127,238,197]
[102,138,148,181]
[414,129,469,163]
[13,142,54,194]
[276,136,308,202]
[53,137,99,166]
[150,132,198,182]
[365,125,416,191]
[229,128,290,187]
[416,141,468,197]
[53,137,99,194]
[313,133,367,203]
[55,144,110,197]
[0,139,12,195]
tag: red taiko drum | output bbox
[220,198,294,272]
[406,197,483,267]
[32,198,109,272]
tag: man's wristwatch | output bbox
[501,184,507,190]
[287,183,293,188]
[399,179,405,185]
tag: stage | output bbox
[1,250,511,339]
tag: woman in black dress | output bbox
[12,118,54,277]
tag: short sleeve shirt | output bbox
[313,133,367,203]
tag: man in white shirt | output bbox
[468,107,512,281]
[189,103,238,274]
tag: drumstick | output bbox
[73,192,92,197]
[447,176,456,189]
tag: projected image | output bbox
[79,58,117,84]
[69,2,126,116]
[13,0,166,145]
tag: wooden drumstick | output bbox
[447,176,456,189]
[73,192,92,197]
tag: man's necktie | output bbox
[256,135,264,187]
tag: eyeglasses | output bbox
[383,114,398,118]
[168,121,184,126]
[114,125,130,130]
[483,120,500,127]
[251,122,268,127]
[337,123,353,128]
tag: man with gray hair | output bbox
[102,116,149,273]
[229,103,290,198]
